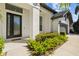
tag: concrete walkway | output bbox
[4,39,31,56]
[51,34,79,56]
[4,35,79,56]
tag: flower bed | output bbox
[27,33,68,56]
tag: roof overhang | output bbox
[51,11,68,20]
[51,14,63,20]
[40,3,57,14]
[59,21,68,27]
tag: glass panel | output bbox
[40,16,42,31]
[14,15,20,35]
[7,14,11,36]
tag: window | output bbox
[40,16,42,31]
[14,15,21,35]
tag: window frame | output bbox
[6,12,22,38]
[39,16,43,31]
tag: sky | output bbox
[47,3,79,22]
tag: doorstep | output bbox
[5,36,30,42]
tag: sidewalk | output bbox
[4,39,31,56]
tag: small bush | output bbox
[42,38,56,50]
[57,35,68,42]
[42,38,52,49]
[0,36,5,55]
[60,32,66,36]
[27,39,47,55]
[35,32,58,42]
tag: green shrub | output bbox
[42,38,52,49]
[0,36,4,55]
[33,43,46,55]
[27,39,47,55]
[53,37,64,45]
[60,32,66,36]
[42,38,57,50]
[35,32,58,42]
[27,33,68,55]
[27,39,38,49]
[57,35,68,42]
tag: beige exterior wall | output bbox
[40,7,52,33]
[51,17,69,33]
[0,3,6,39]
[66,18,70,33]
[29,5,40,39]
[11,3,40,39]
[0,3,70,40]
[0,3,40,39]
[22,9,30,37]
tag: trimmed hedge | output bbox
[27,39,47,55]
[0,36,4,55]
[35,32,58,42]
[27,33,68,55]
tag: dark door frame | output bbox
[6,12,22,38]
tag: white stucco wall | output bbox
[22,9,30,37]
[0,3,6,39]
[13,3,40,39]
[60,26,66,33]
[29,5,40,39]
[0,3,38,39]
[51,19,58,32]
[40,7,52,33]
[0,3,64,40]
[66,18,70,33]
[51,17,69,33]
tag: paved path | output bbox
[51,34,79,56]
[4,35,79,56]
[4,39,31,56]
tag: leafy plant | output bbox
[27,33,68,55]
[35,32,58,42]
[0,36,4,55]
[27,39,47,55]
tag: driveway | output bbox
[4,35,79,56]
[51,34,79,56]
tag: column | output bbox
[30,5,40,39]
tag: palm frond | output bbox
[59,3,70,10]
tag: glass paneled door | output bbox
[6,13,22,38]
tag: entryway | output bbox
[6,12,22,38]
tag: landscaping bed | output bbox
[0,36,5,56]
[27,32,68,56]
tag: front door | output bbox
[6,13,22,38]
